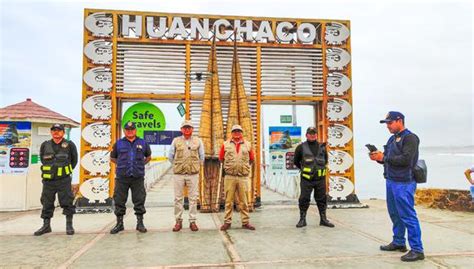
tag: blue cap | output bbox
[379,111,405,123]
[124,121,136,130]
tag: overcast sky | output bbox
[1,0,472,149]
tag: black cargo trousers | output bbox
[113,176,147,216]
[40,176,75,219]
[298,176,327,213]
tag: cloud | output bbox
[1,0,472,148]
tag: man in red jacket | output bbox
[219,125,256,231]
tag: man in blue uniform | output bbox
[109,121,152,234]
[34,124,78,236]
[369,111,425,262]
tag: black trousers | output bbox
[113,176,146,216]
[40,176,75,219]
[298,177,327,214]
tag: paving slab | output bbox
[1,176,473,268]
[0,234,96,268]
[121,206,217,232]
[429,255,474,268]
[228,226,383,260]
[0,207,113,235]
[329,201,474,253]
[70,230,230,268]
[245,256,442,269]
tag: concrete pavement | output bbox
[1,172,473,268]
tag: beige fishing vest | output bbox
[173,136,201,175]
[223,140,251,177]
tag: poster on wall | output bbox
[268,126,301,175]
[0,122,32,174]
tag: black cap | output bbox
[306,126,317,134]
[50,123,65,131]
[379,111,405,123]
[124,121,136,130]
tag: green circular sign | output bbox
[122,102,166,138]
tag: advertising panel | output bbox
[0,122,32,174]
[268,126,301,174]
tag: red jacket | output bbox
[219,139,255,162]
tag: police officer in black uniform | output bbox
[293,127,334,228]
[34,123,78,236]
[110,121,151,234]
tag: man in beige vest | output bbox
[169,120,205,232]
[219,125,256,231]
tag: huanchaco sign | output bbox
[80,9,356,210]
[85,12,350,44]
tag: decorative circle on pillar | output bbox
[79,177,110,203]
[84,40,113,64]
[328,124,353,147]
[81,150,110,176]
[327,98,352,121]
[325,22,350,45]
[85,12,113,37]
[329,176,354,201]
[83,67,112,93]
[83,94,112,120]
[326,48,351,70]
[327,72,351,96]
[328,149,353,173]
[82,122,111,148]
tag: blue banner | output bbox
[144,130,182,145]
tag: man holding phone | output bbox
[369,111,424,262]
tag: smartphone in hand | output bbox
[365,144,378,153]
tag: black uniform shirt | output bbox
[40,139,78,169]
[293,140,328,169]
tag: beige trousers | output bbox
[174,173,199,222]
[224,175,250,225]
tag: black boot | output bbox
[66,215,75,235]
[34,218,52,236]
[380,243,408,252]
[296,210,307,228]
[401,250,425,262]
[110,216,124,234]
[319,211,335,228]
[136,215,147,233]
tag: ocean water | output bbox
[355,146,474,199]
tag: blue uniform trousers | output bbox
[386,179,423,252]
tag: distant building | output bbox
[0,98,79,211]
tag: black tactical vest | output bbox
[40,140,73,180]
[301,141,327,180]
